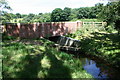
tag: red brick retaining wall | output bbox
[4,21,106,38]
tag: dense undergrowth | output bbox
[66,25,120,68]
[2,36,92,78]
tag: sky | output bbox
[7,0,108,14]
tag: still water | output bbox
[80,58,108,78]
[79,55,120,79]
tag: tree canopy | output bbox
[51,7,71,22]
[0,0,12,24]
[98,1,120,29]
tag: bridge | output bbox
[3,21,106,38]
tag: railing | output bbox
[83,22,107,27]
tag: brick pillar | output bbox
[17,23,20,37]
[77,21,82,30]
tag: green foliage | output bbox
[21,13,35,23]
[3,2,118,24]
[37,13,51,22]
[12,13,51,23]
[69,8,79,20]
[77,7,90,19]
[95,3,104,16]
[0,11,12,24]
[51,8,62,22]
[105,24,117,33]
[62,7,71,21]
[2,38,92,78]
[51,7,71,22]
[98,1,120,29]
[76,4,103,19]
[2,33,17,41]
[80,32,120,67]
[15,13,22,18]
[66,24,120,67]
[0,0,11,10]
[65,33,76,38]
[5,12,51,23]
[3,3,106,23]
[66,24,105,40]
[0,0,12,24]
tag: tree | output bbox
[51,7,71,22]
[16,13,22,18]
[77,7,90,19]
[95,3,104,15]
[88,7,97,18]
[0,0,11,11]
[69,8,79,20]
[41,13,51,22]
[22,13,35,23]
[62,7,71,21]
[33,13,51,22]
[21,14,27,18]
[9,13,17,19]
[98,1,120,29]
[0,0,12,24]
[51,8,63,22]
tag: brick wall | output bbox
[5,22,82,38]
[4,21,106,38]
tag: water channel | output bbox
[81,58,108,78]
[48,36,120,79]
[78,54,120,79]
[59,50,120,79]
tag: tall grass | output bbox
[2,38,93,78]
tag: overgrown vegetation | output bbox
[2,35,92,78]
[65,1,120,66]
[0,0,12,24]
[98,1,120,29]
[66,24,120,68]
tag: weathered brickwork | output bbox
[4,21,106,38]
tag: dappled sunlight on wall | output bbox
[5,21,106,38]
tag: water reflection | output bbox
[81,58,108,78]
[61,50,120,79]
[79,56,120,79]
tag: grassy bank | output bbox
[66,25,120,68]
[2,37,92,78]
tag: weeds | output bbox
[2,37,92,78]
[66,24,120,68]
